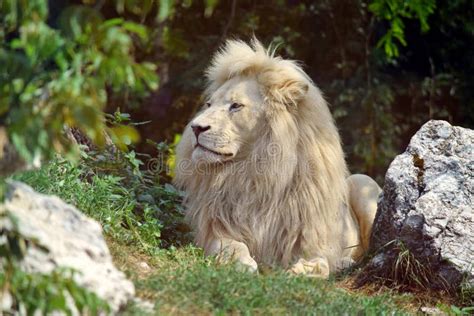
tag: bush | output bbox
[0,0,158,165]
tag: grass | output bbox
[14,158,150,248]
[111,243,409,315]
[355,241,474,311]
[13,153,187,254]
[10,156,470,315]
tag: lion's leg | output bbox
[347,174,382,260]
[206,238,258,272]
[289,256,330,278]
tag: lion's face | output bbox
[189,76,266,164]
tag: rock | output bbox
[133,298,155,314]
[0,127,28,177]
[138,261,151,272]
[420,306,446,315]
[0,181,135,312]
[366,120,473,292]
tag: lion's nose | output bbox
[191,124,211,137]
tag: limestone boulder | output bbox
[367,120,473,291]
[0,181,135,312]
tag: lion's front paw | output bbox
[235,255,258,273]
[289,257,330,278]
[217,252,258,273]
[210,239,258,273]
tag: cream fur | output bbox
[174,39,380,275]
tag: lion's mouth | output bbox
[195,143,233,157]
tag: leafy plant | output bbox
[369,0,437,58]
[14,142,189,254]
[0,0,158,165]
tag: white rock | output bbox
[0,181,135,312]
[369,120,473,290]
[139,261,151,272]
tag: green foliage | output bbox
[15,158,154,252]
[1,267,110,315]
[0,211,110,314]
[0,0,158,165]
[440,304,474,316]
[106,109,143,151]
[14,146,188,253]
[369,0,436,58]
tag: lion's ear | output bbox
[278,79,309,106]
[261,75,309,107]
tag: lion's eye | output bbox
[229,103,244,111]
[205,102,211,108]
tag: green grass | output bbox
[14,158,153,248]
[11,158,415,315]
[12,154,185,254]
[127,246,408,315]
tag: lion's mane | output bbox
[174,39,351,270]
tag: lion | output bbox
[174,38,381,277]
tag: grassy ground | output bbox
[110,241,409,315]
[12,158,467,315]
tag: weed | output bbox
[392,243,438,290]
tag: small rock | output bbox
[138,261,151,272]
[1,290,13,311]
[420,306,446,315]
[133,298,155,314]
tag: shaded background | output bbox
[5,0,474,182]
[110,0,474,182]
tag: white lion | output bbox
[174,38,381,277]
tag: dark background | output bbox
[51,0,474,181]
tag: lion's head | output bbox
[182,40,310,167]
[188,76,267,165]
[174,39,349,269]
